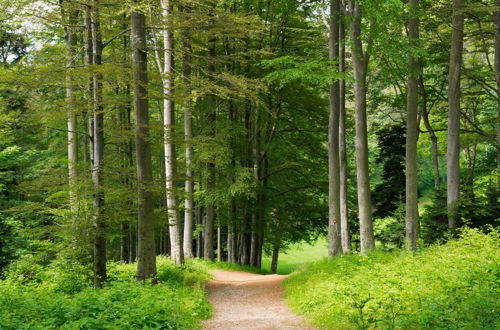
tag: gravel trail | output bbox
[202,270,314,330]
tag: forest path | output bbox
[202,269,315,330]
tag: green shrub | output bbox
[0,257,212,329]
[284,228,499,329]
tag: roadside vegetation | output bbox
[284,229,499,329]
[0,257,212,329]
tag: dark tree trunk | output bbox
[405,0,420,250]
[132,1,157,281]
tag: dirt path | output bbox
[202,270,314,330]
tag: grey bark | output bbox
[405,0,420,250]
[182,4,194,259]
[328,0,342,257]
[91,2,106,288]
[160,0,183,265]
[65,8,78,213]
[350,0,374,254]
[446,0,464,229]
[339,9,350,253]
[132,1,157,281]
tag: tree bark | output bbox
[405,0,420,250]
[339,7,350,254]
[350,0,374,254]
[65,7,78,213]
[182,3,195,259]
[328,0,342,257]
[91,2,106,288]
[446,0,464,229]
[160,0,183,265]
[132,1,157,281]
[420,75,440,190]
[495,0,500,189]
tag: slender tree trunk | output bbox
[91,2,106,288]
[420,75,440,190]
[84,4,94,170]
[446,0,464,229]
[203,32,217,260]
[350,1,374,254]
[132,1,157,281]
[160,0,183,265]
[182,4,195,259]
[227,198,237,263]
[328,0,342,257]
[495,0,500,189]
[65,8,78,213]
[339,9,350,253]
[405,0,420,250]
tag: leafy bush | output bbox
[284,228,499,329]
[0,257,212,329]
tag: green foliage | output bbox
[284,229,500,329]
[373,203,405,251]
[0,257,212,329]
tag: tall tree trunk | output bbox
[495,0,500,189]
[203,32,217,260]
[182,4,195,259]
[350,0,374,254]
[405,0,420,250]
[132,1,157,281]
[339,8,350,253]
[65,8,78,213]
[84,5,94,168]
[160,0,183,265]
[328,0,342,257]
[420,75,440,190]
[91,2,106,288]
[446,0,464,229]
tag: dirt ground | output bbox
[202,270,315,330]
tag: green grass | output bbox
[284,228,500,329]
[202,260,269,274]
[0,257,212,329]
[262,237,329,274]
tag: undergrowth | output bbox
[0,257,212,329]
[284,228,499,329]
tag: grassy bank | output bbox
[284,229,499,329]
[261,238,328,274]
[0,257,212,329]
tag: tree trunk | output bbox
[227,198,237,263]
[203,31,217,260]
[160,0,183,265]
[91,2,106,288]
[328,0,342,257]
[420,75,440,190]
[405,0,420,250]
[182,4,194,259]
[495,0,500,189]
[339,8,350,254]
[446,0,464,229]
[350,1,374,254]
[65,8,78,213]
[132,1,157,281]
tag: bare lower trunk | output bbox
[420,75,440,190]
[446,0,464,229]
[350,0,374,254]
[161,0,183,265]
[132,2,157,281]
[65,9,78,212]
[339,10,350,253]
[405,0,420,250]
[182,7,194,258]
[91,3,106,287]
[328,0,342,257]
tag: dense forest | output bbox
[0,0,498,328]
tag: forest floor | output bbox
[202,269,315,330]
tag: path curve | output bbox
[203,269,314,330]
